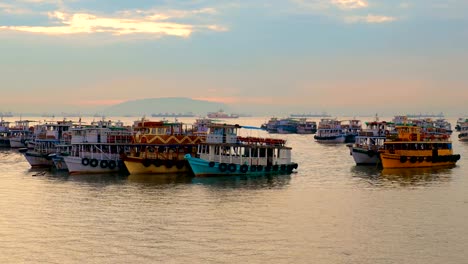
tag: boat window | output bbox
[259,148,266,157]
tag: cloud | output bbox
[292,0,368,10]
[331,0,368,9]
[0,7,226,38]
[345,14,397,23]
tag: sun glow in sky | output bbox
[1,0,467,115]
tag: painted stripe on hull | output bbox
[124,160,191,175]
[185,154,297,177]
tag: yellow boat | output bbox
[379,126,460,169]
[123,119,205,175]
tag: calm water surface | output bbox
[1,117,467,263]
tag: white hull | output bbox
[24,152,53,167]
[10,138,26,148]
[64,156,120,174]
[349,147,380,165]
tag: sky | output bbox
[0,0,467,116]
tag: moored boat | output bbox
[22,120,73,168]
[0,118,11,147]
[184,123,298,177]
[314,118,346,143]
[122,119,204,175]
[379,125,460,169]
[458,121,468,142]
[63,120,132,174]
[347,119,393,165]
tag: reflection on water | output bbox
[127,173,193,185]
[380,166,454,185]
[191,174,291,189]
[349,165,455,187]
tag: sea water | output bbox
[0,117,467,264]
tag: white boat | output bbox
[296,119,317,134]
[458,122,468,142]
[9,120,35,148]
[22,120,73,168]
[0,118,11,147]
[347,119,393,165]
[207,109,239,119]
[63,119,132,174]
[314,118,346,143]
[341,119,362,143]
[185,123,298,177]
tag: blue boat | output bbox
[184,124,298,177]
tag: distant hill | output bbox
[102,97,228,117]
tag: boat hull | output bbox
[380,153,459,169]
[349,147,380,165]
[314,135,346,143]
[124,157,191,175]
[24,152,53,168]
[10,138,26,148]
[64,156,121,174]
[184,154,297,177]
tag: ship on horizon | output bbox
[406,112,444,118]
[207,109,239,119]
[289,112,331,118]
[151,112,196,118]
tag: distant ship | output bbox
[1,112,13,117]
[406,112,444,118]
[207,110,239,119]
[151,112,196,118]
[289,113,331,118]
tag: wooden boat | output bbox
[379,125,460,169]
[184,123,298,177]
[122,119,205,175]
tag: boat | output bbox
[314,118,346,143]
[9,120,35,148]
[151,112,196,118]
[0,118,11,147]
[455,118,468,132]
[262,117,316,134]
[289,113,330,118]
[22,120,73,168]
[341,119,362,143]
[63,120,133,174]
[296,119,317,134]
[0,112,13,117]
[379,125,460,169]
[184,123,298,177]
[406,112,444,118]
[458,121,468,142]
[347,119,393,165]
[207,109,239,119]
[122,119,205,175]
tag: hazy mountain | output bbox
[102,97,228,116]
